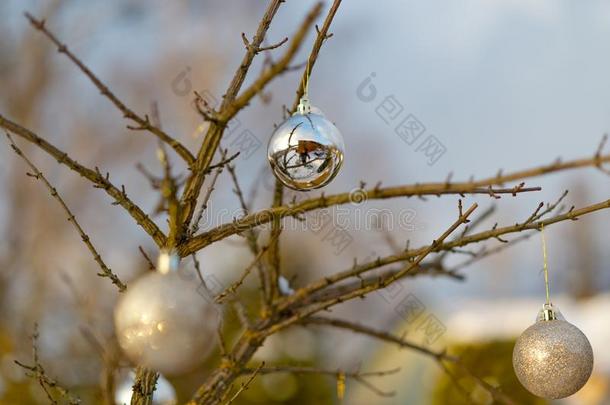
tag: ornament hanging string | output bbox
[514,222,594,399]
[297,59,312,114]
[270,52,345,191]
[302,58,311,98]
[541,223,551,305]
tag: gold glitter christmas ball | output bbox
[513,310,593,399]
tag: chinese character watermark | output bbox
[170,67,262,160]
[356,72,447,166]
[376,281,447,346]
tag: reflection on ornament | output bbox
[513,303,593,399]
[115,369,177,405]
[267,97,344,191]
[114,251,218,375]
[278,275,295,296]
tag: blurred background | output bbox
[1,0,610,404]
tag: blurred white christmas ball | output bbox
[114,370,177,405]
[114,258,219,375]
[513,304,593,399]
[267,100,344,191]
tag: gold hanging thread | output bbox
[541,223,550,305]
[303,58,311,97]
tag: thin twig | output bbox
[226,163,269,306]
[179,188,538,255]
[594,133,610,175]
[267,204,477,334]
[205,151,240,175]
[180,149,610,254]
[279,196,610,309]
[290,0,343,113]
[6,133,126,291]
[263,1,344,303]
[302,317,517,405]
[0,114,166,247]
[215,236,277,303]
[223,2,325,120]
[238,364,399,398]
[178,0,288,233]
[189,149,229,236]
[267,178,284,304]
[240,365,400,378]
[217,320,228,358]
[138,246,156,271]
[24,12,195,165]
[225,362,265,405]
[14,324,81,404]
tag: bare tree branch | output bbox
[23,12,196,165]
[0,114,167,247]
[226,162,269,306]
[239,364,400,398]
[180,151,610,255]
[179,0,289,232]
[180,185,537,255]
[189,149,229,237]
[222,2,325,121]
[130,367,159,405]
[215,236,276,304]
[14,324,81,405]
[6,134,126,291]
[302,317,518,405]
[267,179,284,304]
[279,196,610,310]
[266,203,478,335]
[7,3,610,405]
[291,0,343,113]
[225,362,265,405]
[266,0,344,305]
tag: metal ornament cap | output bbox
[267,104,344,191]
[535,302,564,322]
[157,249,180,275]
[513,305,593,399]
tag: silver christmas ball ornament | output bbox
[267,97,344,191]
[114,251,218,375]
[513,303,593,399]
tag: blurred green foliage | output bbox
[231,368,336,405]
[431,340,547,405]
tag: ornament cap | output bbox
[157,249,180,274]
[536,302,564,322]
[296,95,311,115]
